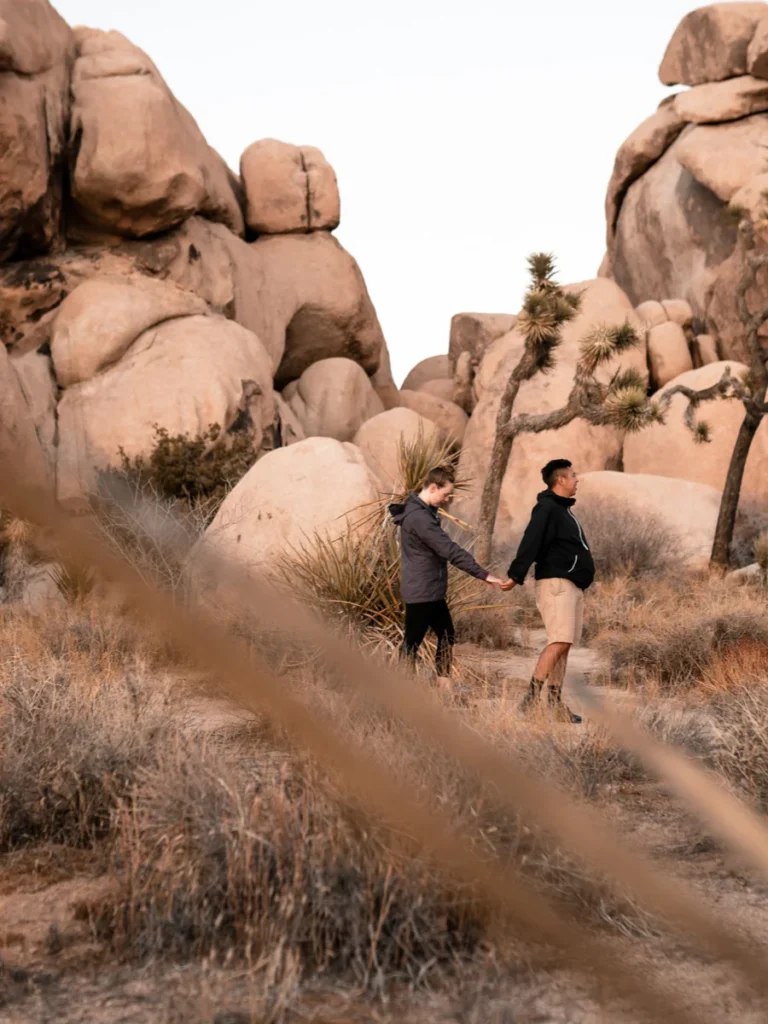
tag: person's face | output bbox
[559,467,578,497]
[430,482,454,507]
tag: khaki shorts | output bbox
[535,577,584,645]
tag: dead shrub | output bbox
[574,496,679,581]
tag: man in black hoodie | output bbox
[390,466,504,679]
[502,458,594,723]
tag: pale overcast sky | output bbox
[55,0,695,383]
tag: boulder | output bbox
[576,471,726,568]
[240,139,340,234]
[56,315,274,502]
[456,278,646,553]
[647,321,694,388]
[11,350,57,468]
[418,378,456,403]
[605,102,686,247]
[401,355,451,392]
[283,357,383,442]
[676,115,768,203]
[0,0,74,261]
[50,274,207,386]
[623,361,768,500]
[661,298,694,327]
[747,15,768,77]
[192,437,380,577]
[635,300,669,330]
[398,389,468,444]
[353,408,439,493]
[68,28,243,239]
[659,4,767,86]
[607,130,745,359]
[448,312,518,370]
[252,232,387,388]
[0,343,49,489]
[672,75,768,123]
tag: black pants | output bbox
[401,600,455,677]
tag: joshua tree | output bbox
[474,254,745,567]
[704,216,768,568]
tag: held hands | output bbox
[486,575,516,591]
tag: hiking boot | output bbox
[519,677,543,715]
[547,685,582,724]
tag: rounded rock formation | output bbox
[401,355,451,393]
[659,4,767,86]
[282,357,383,442]
[623,360,768,500]
[647,321,694,388]
[397,389,468,444]
[353,407,439,493]
[193,437,380,576]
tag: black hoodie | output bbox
[389,492,489,603]
[507,489,595,591]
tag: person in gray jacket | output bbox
[389,466,504,678]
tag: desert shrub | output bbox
[754,530,768,585]
[574,496,678,581]
[599,609,768,693]
[731,497,768,568]
[110,423,258,516]
[0,609,171,851]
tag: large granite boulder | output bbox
[68,28,243,239]
[398,389,468,444]
[50,274,207,386]
[192,437,379,577]
[0,343,49,489]
[401,355,451,392]
[56,315,274,502]
[282,357,383,442]
[577,470,728,568]
[659,4,767,86]
[0,0,74,262]
[11,349,57,469]
[240,139,339,234]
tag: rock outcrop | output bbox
[603,5,768,364]
[354,407,439,493]
[0,343,49,488]
[68,28,243,239]
[0,0,74,262]
[401,355,451,393]
[397,389,468,444]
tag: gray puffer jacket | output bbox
[389,492,488,603]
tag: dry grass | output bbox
[575,496,679,581]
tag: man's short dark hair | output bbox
[541,459,572,487]
[424,465,455,489]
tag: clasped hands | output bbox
[485,576,516,591]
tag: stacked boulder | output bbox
[601,1,768,364]
[0,0,406,531]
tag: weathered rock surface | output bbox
[282,357,383,442]
[69,28,243,238]
[747,15,768,77]
[57,315,274,502]
[577,470,726,568]
[661,298,694,327]
[418,378,456,403]
[0,0,74,261]
[240,139,339,234]
[193,437,379,576]
[659,4,767,86]
[273,392,306,447]
[401,355,451,392]
[0,343,49,488]
[11,349,57,468]
[354,407,439,493]
[456,279,645,553]
[693,333,720,364]
[676,115,768,203]
[623,361,768,500]
[635,299,669,330]
[672,74,768,123]
[647,321,694,388]
[398,389,468,444]
[605,102,686,248]
[607,130,744,358]
[50,274,207,386]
